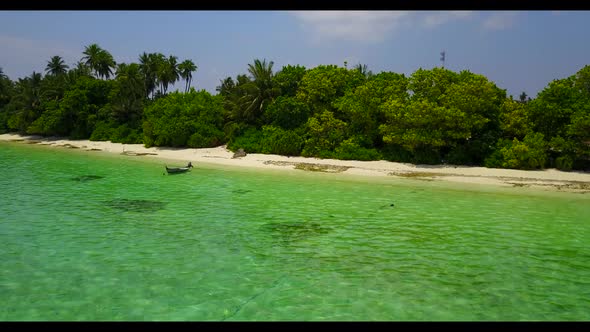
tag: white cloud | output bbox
[422,11,474,28]
[482,12,519,31]
[290,11,475,43]
[291,11,411,43]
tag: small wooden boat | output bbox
[165,162,193,174]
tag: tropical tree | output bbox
[301,110,347,158]
[0,67,13,107]
[273,65,306,97]
[28,76,113,138]
[41,56,71,101]
[61,61,93,89]
[238,59,280,125]
[0,67,15,132]
[72,61,93,77]
[296,64,365,116]
[82,43,116,79]
[528,77,578,139]
[379,99,485,152]
[139,52,163,99]
[264,96,310,129]
[574,65,590,95]
[40,74,68,102]
[486,133,548,170]
[408,67,459,102]
[157,55,180,95]
[16,72,43,111]
[217,74,253,126]
[143,90,225,148]
[45,56,69,76]
[97,50,116,80]
[178,59,197,93]
[499,97,532,140]
[216,77,235,97]
[82,44,103,78]
[335,71,408,147]
[111,63,145,124]
[354,63,373,79]
[5,72,43,133]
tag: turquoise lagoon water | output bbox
[0,141,589,321]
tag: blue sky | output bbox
[1,11,589,98]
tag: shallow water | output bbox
[1,142,589,321]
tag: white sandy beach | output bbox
[2,133,590,193]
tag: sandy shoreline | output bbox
[2,133,590,193]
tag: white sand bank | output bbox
[2,133,590,193]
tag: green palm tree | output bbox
[354,63,373,79]
[82,43,103,78]
[239,59,280,124]
[74,61,92,76]
[40,74,67,101]
[178,59,197,93]
[82,43,115,79]
[0,67,13,108]
[139,52,159,99]
[38,69,67,107]
[158,55,179,95]
[116,63,145,98]
[96,50,116,80]
[113,63,145,123]
[18,72,43,110]
[9,72,43,132]
[216,77,235,97]
[45,56,69,76]
[64,61,92,86]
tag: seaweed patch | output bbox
[261,220,332,244]
[232,189,253,194]
[71,175,105,182]
[104,199,167,213]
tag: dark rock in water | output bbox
[72,175,104,182]
[104,199,167,213]
[232,148,247,159]
[232,189,252,194]
[261,221,332,244]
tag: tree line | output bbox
[1,43,589,171]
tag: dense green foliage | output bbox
[1,45,589,170]
[143,90,224,148]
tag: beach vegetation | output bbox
[1,46,589,171]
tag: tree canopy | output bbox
[1,44,589,171]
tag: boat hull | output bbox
[165,167,191,174]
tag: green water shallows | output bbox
[1,142,589,321]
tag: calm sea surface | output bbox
[1,141,589,321]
